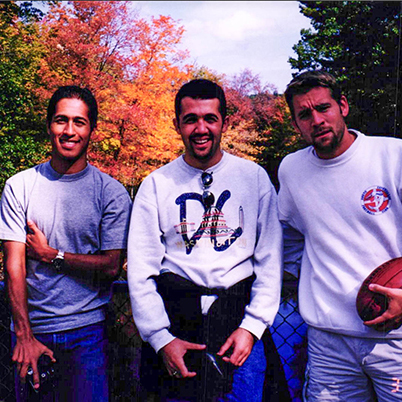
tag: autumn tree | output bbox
[36,1,191,189]
[219,69,303,186]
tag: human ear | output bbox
[221,116,229,133]
[173,118,180,134]
[339,95,349,118]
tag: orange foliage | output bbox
[221,69,302,166]
[35,1,192,187]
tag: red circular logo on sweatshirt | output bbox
[361,186,391,215]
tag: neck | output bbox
[316,129,356,159]
[184,150,223,170]
[50,155,87,175]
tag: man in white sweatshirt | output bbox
[127,79,284,401]
[278,70,402,401]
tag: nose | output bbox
[311,110,324,126]
[195,119,208,134]
[63,120,74,135]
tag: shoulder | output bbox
[224,152,266,174]
[361,132,402,149]
[139,157,182,186]
[278,147,311,175]
[6,163,44,182]
[88,164,124,187]
[88,165,131,201]
[4,163,46,192]
[223,153,275,196]
[355,132,402,162]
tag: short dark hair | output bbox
[285,70,342,119]
[175,79,227,121]
[47,86,98,132]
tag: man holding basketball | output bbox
[278,70,402,401]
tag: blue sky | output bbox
[134,1,312,93]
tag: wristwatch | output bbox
[51,250,65,272]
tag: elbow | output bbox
[106,265,121,279]
[103,251,124,279]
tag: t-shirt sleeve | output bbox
[0,181,27,243]
[100,184,132,251]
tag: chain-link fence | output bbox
[0,279,307,402]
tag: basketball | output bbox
[356,257,402,321]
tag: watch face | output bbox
[53,258,64,272]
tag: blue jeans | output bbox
[221,340,266,402]
[12,322,109,402]
[167,340,266,402]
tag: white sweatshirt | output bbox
[278,130,402,338]
[127,152,283,352]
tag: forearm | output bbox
[4,241,33,340]
[26,220,124,278]
[57,249,122,278]
[65,250,123,277]
[8,279,33,340]
[28,243,123,278]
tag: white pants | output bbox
[304,327,402,402]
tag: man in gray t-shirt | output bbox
[0,86,132,401]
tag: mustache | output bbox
[189,133,212,140]
[312,128,331,137]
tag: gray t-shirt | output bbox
[0,161,132,333]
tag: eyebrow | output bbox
[297,102,331,118]
[53,114,89,123]
[182,113,219,121]
[297,108,310,119]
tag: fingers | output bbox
[364,315,386,326]
[168,366,197,379]
[30,360,40,389]
[365,284,402,331]
[172,364,197,378]
[369,283,390,296]
[222,344,251,366]
[12,340,56,390]
[365,314,402,331]
[26,220,38,234]
[12,348,28,379]
[172,340,205,377]
[173,355,190,378]
[217,328,254,367]
[217,337,233,357]
[184,341,206,351]
[44,349,56,363]
[161,338,205,379]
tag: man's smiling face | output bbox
[174,97,228,170]
[48,97,92,172]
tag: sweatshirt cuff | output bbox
[239,316,268,340]
[148,328,176,353]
